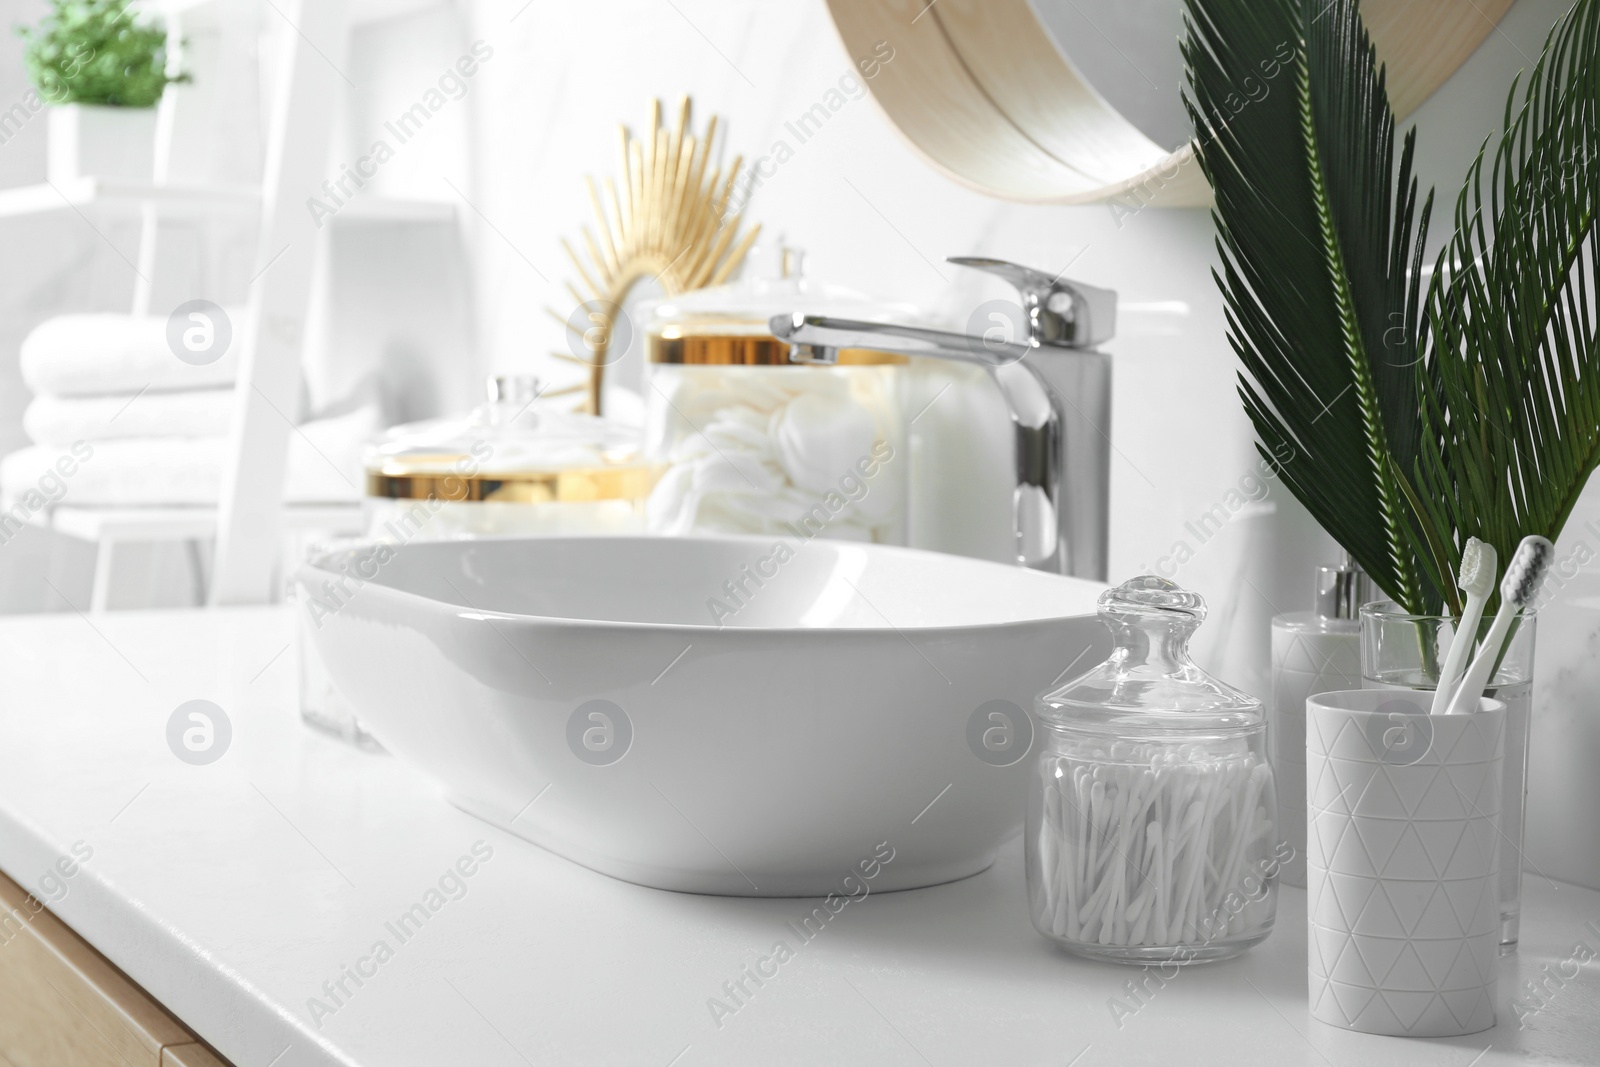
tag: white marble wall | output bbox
[1529,495,1600,891]
[450,0,1597,890]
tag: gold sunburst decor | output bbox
[548,97,761,416]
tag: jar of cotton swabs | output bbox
[1026,575,1282,964]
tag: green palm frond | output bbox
[1182,0,1434,612]
[1414,0,1600,599]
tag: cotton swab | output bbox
[1148,822,1167,945]
[1429,537,1498,715]
[1444,535,1554,716]
[1039,743,1276,950]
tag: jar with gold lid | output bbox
[363,375,655,540]
[643,249,909,543]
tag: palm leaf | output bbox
[1182,0,1435,613]
[1415,0,1600,600]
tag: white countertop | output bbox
[0,607,1595,1067]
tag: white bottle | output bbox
[1269,560,1370,888]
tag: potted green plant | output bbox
[16,0,189,184]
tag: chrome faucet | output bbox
[770,257,1114,581]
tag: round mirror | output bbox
[1034,0,1190,153]
[827,0,1514,205]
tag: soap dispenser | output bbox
[1269,558,1371,887]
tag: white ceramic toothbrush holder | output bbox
[1305,689,1503,1037]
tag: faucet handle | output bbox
[947,257,1116,349]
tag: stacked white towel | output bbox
[3,313,374,509]
[23,389,236,443]
[19,314,239,396]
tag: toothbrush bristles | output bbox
[1458,537,1496,598]
[1441,534,1553,717]
[1500,535,1554,608]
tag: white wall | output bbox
[457,0,1597,890]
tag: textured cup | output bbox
[1305,689,1503,1037]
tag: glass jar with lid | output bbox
[363,376,656,540]
[1027,575,1280,963]
[642,248,908,543]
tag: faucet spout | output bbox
[766,257,1113,582]
[771,313,1032,369]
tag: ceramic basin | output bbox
[297,536,1108,895]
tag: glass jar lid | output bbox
[1039,575,1263,736]
[365,376,654,503]
[642,243,911,366]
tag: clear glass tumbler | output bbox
[1359,601,1537,951]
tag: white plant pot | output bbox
[47,103,158,185]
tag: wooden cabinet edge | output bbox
[0,867,235,1067]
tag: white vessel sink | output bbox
[298,536,1108,895]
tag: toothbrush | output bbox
[1443,535,1554,716]
[1429,537,1498,715]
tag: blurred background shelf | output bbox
[0,178,456,222]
